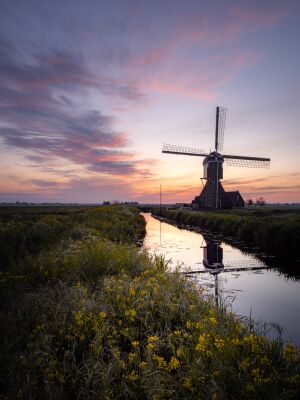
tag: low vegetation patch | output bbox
[0,205,299,399]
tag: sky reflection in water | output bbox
[142,213,300,346]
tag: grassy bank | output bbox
[1,206,299,399]
[153,208,300,262]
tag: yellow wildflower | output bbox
[231,338,242,346]
[260,356,270,366]
[243,333,259,352]
[132,341,139,348]
[74,311,85,326]
[196,334,209,353]
[182,377,192,389]
[126,370,138,381]
[235,321,242,332]
[195,321,203,330]
[214,337,224,351]
[168,356,180,370]
[99,311,107,319]
[252,368,263,384]
[186,320,194,329]
[35,324,45,332]
[148,335,158,343]
[152,286,159,295]
[176,347,184,357]
[125,309,136,320]
[153,354,167,369]
[128,352,136,362]
[245,384,254,392]
[239,358,250,372]
[283,342,298,362]
[114,350,121,358]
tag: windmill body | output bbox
[162,107,270,210]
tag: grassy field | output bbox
[1,205,299,399]
[152,207,300,263]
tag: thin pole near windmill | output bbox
[160,184,162,211]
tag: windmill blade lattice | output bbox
[216,107,226,152]
[224,157,270,168]
[224,258,267,270]
[162,143,207,157]
[183,258,268,275]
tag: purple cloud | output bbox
[0,37,150,177]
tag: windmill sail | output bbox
[162,143,207,157]
[224,154,270,168]
[215,106,226,152]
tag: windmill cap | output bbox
[203,151,224,164]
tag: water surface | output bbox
[142,213,300,346]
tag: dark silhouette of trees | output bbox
[255,197,266,207]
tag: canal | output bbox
[142,213,300,346]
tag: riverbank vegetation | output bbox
[1,205,299,399]
[153,208,300,262]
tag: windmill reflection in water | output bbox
[185,233,268,307]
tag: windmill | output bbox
[162,107,270,209]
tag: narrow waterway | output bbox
[142,213,300,346]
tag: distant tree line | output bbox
[245,197,266,207]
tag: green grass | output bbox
[153,208,300,261]
[0,205,299,399]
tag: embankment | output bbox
[153,208,300,261]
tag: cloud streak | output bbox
[119,1,288,99]
[0,37,151,179]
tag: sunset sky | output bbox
[0,0,299,203]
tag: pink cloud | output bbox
[138,50,261,99]
[145,78,215,100]
[231,3,289,27]
[115,1,289,103]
